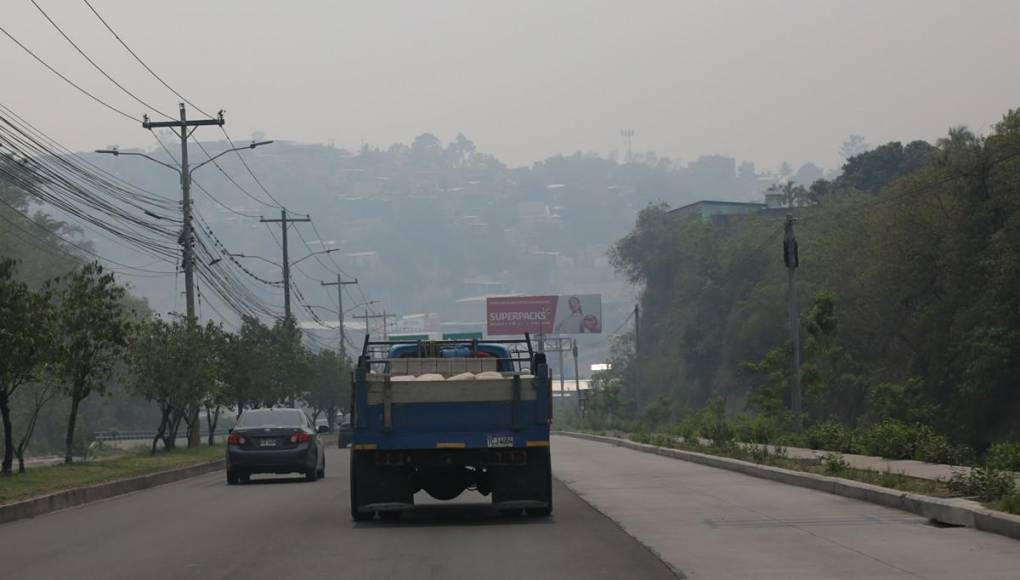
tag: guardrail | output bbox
[93,430,231,442]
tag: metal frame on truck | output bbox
[349,334,552,520]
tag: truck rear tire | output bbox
[527,447,553,517]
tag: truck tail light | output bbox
[290,432,312,443]
[227,433,246,445]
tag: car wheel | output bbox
[317,464,325,478]
[306,468,318,482]
[227,470,239,485]
[239,472,251,484]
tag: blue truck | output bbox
[349,336,552,520]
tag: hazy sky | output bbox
[4,0,1019,171]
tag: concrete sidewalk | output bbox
[552,435,1020,579]
[749,442,1020,486]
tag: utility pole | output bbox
[634,302,641,413]
[573,339,581,414]
[142,104,224,327]
[142,104,224,449]
[557,337,566,397]
[634,303,640,355]
[321,275,357,354]
[260,209,311,321]
[355,311,390,339]
[784,214,802,432]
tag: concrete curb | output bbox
[0,459,224,526]
[557,431,1020,541]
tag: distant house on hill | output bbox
[668,195,796,224]
[668,200,766,221]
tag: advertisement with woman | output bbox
[485,294,601,335]
[553,294,602,334]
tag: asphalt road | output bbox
[0,446,677,580]
[553,435,1020,579]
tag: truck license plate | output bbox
[487,435,513,448]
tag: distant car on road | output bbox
[337,414,352,448]
[226,408,328,484]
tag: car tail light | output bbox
[227,433,246,445]
[290,432,312,443]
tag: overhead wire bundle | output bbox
[2,0,370,336]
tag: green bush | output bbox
[858,419,923,459]
[914,434,974,466]
[986,442,1020,471]
[997,493,1020,514]
[804,420,856,453]
[734,414,780,444]
[696,396,734,445]
[669,416,701,444]
[820,452,850,475]
[948,467,1016,501]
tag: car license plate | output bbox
[487,435,513,448]
[259,439,277,448]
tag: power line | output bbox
[28,0,174,120]
[0,102,174,206]
[219,127,286,208]
[80,0,214,118]
[0,23,139,122]
[148,130,258,219]
[0,196,175,274]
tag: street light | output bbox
[95,140,273,178]
[347,299,380,315]
[226,252,282,268]
[95,140,274,273]
[290,248,340,267]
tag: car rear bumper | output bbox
[227,444,316,474]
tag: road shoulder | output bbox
[0,459,223,525]
[551,434,1020,579]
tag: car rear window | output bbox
[236,409,305,428]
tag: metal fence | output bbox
[93,430,231,442]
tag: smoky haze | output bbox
[3,0,1019,170]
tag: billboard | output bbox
[486,294,602,335]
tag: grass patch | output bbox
[0,445,223,505]
[616,430,955,497]
[990,493,1020,515]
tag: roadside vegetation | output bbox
[569,109,1020,515]
[0,153,349,480]
[0,444,223,504]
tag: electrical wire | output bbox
[28,0,174,120]
[0,23,139,122]
[0,196,175,274]
[81,0,215,118]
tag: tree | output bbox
[50,262,130,463]
[222,316,276,412]
[836,140,935,193]
[271,318,311,406]
[13,379,59,473]
[129,316,221,453]
[839,134,869,160]
[202,323,230,445]
[304,350,348,430]
[0,259,53,474]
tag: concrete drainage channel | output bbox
[0,460,224,525]
[557,431,1020,542]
